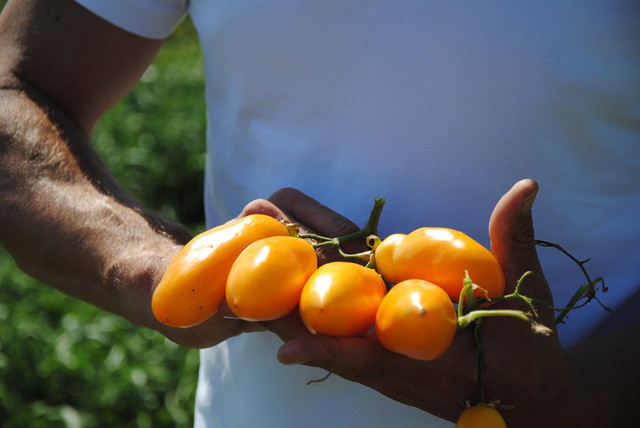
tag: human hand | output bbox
[274,180,579,426]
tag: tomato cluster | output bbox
[152,212,511,425]
[152,216,504,358]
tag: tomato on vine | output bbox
[374,227,505,301]
[299,262,386,337]
[375,279,458,361]
[226,236,317,321]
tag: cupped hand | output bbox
[273,180,579,427]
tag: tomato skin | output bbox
[374,227,505,302]
[152,214,289,327]
[375,279,457,361]
[226,236,318,321]
[299,262,387,337]
[455,405,507,428]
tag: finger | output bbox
[268,188,361,239]
[268,188,370,263]
[261,308,310,342]
[488,179,553,304]
[239,198,294,223]
[277,334,394,381]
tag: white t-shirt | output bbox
[75,1,640,427]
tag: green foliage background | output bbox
[0,2,206,426]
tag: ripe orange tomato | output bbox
[299,262,387,337]
[375,279,457,361]
[152,214,289,327]
[374,227,505,302]
[455,405,507,428]
[226,236,318,321]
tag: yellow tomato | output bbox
[152,214,289,327]
[455,405,507,428]
[226,236,317,321]
[299,262,387,337]
[374,227,505,302]
[375,279,458,361]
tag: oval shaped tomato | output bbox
[226,236,317,321]
[455,405,507,428]
[299,262,386,337]
[152,214,289,327]
[374,227,505,302]
[375,279,457,361]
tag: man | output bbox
[1,0,638,426]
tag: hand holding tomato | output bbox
[276,180,579,426]
[147,193,317,347]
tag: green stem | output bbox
[458,309,532,328]
[555,282,591,325]
[298,197,385,263]
[360,197,386,237]
[337,247,373,262]
[473,320,486,404]
[310,239,341,248]
[513,270,531,294]
[299,233,334,243]
[535,240,611,321]
[458,273,476,319]
[365,252,376,270]
[475,271,538,317]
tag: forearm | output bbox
[0,85,191,329]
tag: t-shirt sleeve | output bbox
[73,0,188,39]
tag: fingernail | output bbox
[521,184,539,216]
[277,342,305,365]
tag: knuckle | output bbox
[239,198,279,218]
[268,187,302,207]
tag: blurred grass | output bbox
[0,2,206,426]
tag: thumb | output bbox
[489,179,551,303]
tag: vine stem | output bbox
[535,239,611,324]
[458,309,532,328]
[473,321,485,404]
[297,197,386,263]
[459,270,551,407]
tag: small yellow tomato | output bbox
[226,236,318,321]
[152,214,289,327]
[299,262,386,337]
[374,227,505,302]
[375,279,457,361]
[455,405,507,428]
